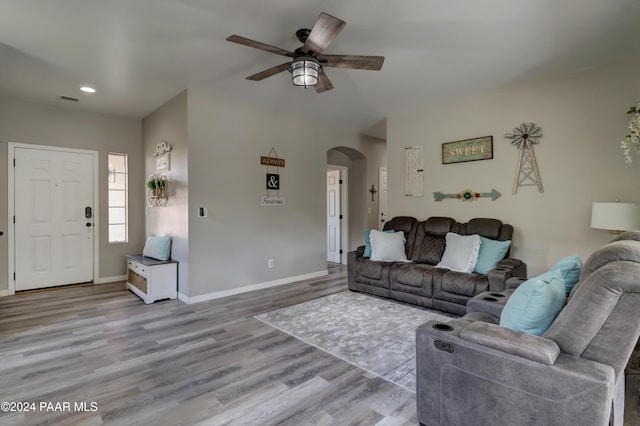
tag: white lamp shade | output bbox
[591,202,640,231]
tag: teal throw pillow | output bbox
[143,235,172,261]
[500,271,566,336]
[363,229,394,257]
[474,237,512,275]
[548,254,583,295]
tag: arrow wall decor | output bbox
[433,189,501,202]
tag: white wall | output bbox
[387,58,640,276]
[142,90,189,294]
[0,94,144,291]
[186,90,380,298]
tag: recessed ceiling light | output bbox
[80,86,96,93]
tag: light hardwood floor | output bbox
[0,267,418,425]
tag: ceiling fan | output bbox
[226,12,384,93]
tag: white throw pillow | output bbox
[436,233,481,273]
[369,230,410,262]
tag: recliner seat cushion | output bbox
[439,271,488,297]
[391,263,439,294]
[358,260,384,280]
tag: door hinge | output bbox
[339,249,343,254]
[13,216,15,224]
[339,214,343,219]
[13,272,16,281]
[339,179,342,184]
[13,158,15,167]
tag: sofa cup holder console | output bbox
[432,323,454,331]
[489,293,505,297]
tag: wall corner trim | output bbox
[177,270,329,304]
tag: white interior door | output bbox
[14,147,95,290]
[379,168,388,230]
[327,169,341,263]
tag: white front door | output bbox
[379,167,388,230]
[327,169,341,263]
[14,147,95,291]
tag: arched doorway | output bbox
[327,147,367,265]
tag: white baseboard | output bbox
[98,275,127,284]
[0,276,126,297]
[178,270,329,304]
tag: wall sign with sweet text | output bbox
[442,136,493,164]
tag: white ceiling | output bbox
[2,0,640,139]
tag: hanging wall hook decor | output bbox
[505,123,544,194]
[153,140,173,157]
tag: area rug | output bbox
[255,291,452,392]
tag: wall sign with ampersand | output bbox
[266,173,280,190]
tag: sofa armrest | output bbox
[349,247,365,262]
[416,320,616,426]
[487,258,527,292]
[459,321,560,365]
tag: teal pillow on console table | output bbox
[500,270,566,336]
[143,235,172,261]
[474,236,512,275]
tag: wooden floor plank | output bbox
[0,267,417,425]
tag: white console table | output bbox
[126,254,178,304]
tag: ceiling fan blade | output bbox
[226,35,295,58]
[246,62,291,81]
[302,12,346,55]
[321,54,385,70]
[315,71,334,93]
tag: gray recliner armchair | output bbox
[416,232,640,426]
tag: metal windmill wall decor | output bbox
[505,123,544,194]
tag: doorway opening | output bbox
[327,146,368,266]
[327,165,348,265]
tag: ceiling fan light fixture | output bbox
[288,57,321,88]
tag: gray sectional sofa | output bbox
[415,231,640,426]
[347,216,527,315]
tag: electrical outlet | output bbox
[268,259,274,268]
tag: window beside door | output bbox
[108,153,128,243]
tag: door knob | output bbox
[86,223,92,227]
[0,231,3,236]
